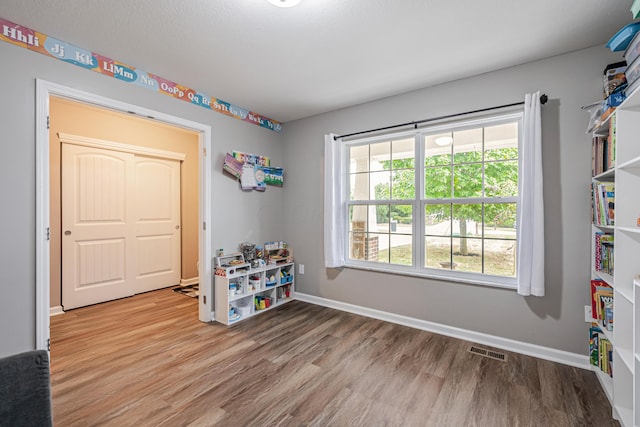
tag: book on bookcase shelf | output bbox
[591,182,615,226]
[609,112,616,166]
[591,136,612,176]
[594,232,614,276]
[590,279,614,329]
[590,113,616,177]
[590,323,613,377]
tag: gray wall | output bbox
[282,45,620,355]
[0,41,285,357]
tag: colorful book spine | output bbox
[589,324,613,377]
[591,182,615,226]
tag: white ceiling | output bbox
[0,1,634,123]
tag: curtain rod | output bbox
[333,93,548,140]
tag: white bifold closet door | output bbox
[61,142,181,310]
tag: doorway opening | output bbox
[35,80,213,351]
[52,98,194,310]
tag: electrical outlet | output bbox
[299,264,305,274]
[584,305,592,322]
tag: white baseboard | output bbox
[49,306,64,317]
[295,292,589,370]
[180,277,199,286]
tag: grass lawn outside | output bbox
[377,236,516,277]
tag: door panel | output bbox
[62,144,135,310]
[76,239,126,288]
[134,157,181,293]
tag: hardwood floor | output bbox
[50,289,619,426]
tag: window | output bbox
[345,113,522,287]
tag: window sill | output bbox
[343,262,517,290]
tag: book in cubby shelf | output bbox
[594,232,614,276]
[590,279,613,331]
[591,112,617,177]
[590,323,613,377]
[592,136,612,176]
[591,182,615,226]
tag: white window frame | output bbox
[342,111,523,289]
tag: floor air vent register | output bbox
[468,345,508,362]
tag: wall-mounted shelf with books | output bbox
[587,80,639,427]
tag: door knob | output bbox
[175,225,180,230]
[64,230,71,235]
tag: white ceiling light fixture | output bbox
[434,136,453,146]
[266,0,302,7]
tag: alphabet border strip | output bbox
[0,16,282,132]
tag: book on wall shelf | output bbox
[590,323,613,377]
[591,182,615,226]
[590,279,614,332]
[609,113,617,167]
[592,135,615,176]
[589,102,617,176]
[594,232,614,276]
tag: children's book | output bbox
[589,324,601,367]
[590,279,611,319]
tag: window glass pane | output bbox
[366,233,387,263]
[349,232,366,260]
[425,236,452,270]
[451,190,482,271]
[452,203,482,242]
[391,138,415,170]
[425,204,451,236]
[453,238,482,273]
[390,234,412,266]
[483,203,517,240]
[349,205,368,232]
[453,128,482,164]
[369,205,389,233]
[350,205,369,261]
[484,160,518,197]
[350,172,370,201]
[392,169,415,199]
[370,141,390,172]
[349,145,370,173]
[485,122,518,161]
[371,171,391,200]
[453,164,482,198]
[484,239,517,277]
[425,133,453,165]
[390,205,412,234]
[370,205,413,266]
[425,152,452,167]
[425,166,452,199]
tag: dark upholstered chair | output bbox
[0,350,53,427]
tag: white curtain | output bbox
[517,91,545,296]
[324,133,346,268]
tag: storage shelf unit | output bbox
[588,86,639,427]
[214,261,295,326]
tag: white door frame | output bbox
[35,79,213,351]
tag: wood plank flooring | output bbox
[50,289,619,426]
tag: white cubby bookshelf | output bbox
[214,256,295,326]
[588,85,640,427]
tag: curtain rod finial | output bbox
[540,94,548,104]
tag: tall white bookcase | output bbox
[590,86,640,427]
